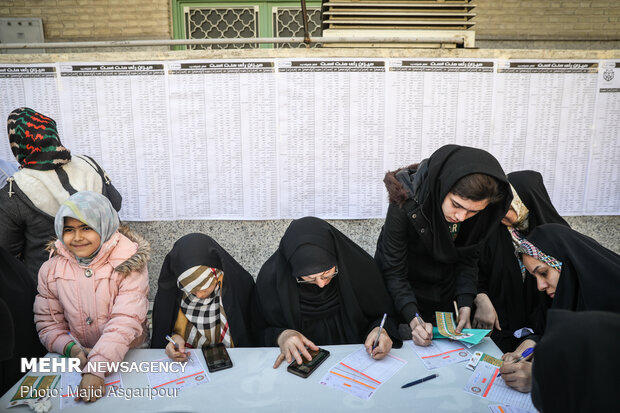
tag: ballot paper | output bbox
[146,356,208,396]
[59,371,122,410]
[464,357,536,412]
[7,375,59,408]
[466,351,485,371]
[319,346,407,400]
[408,339,471,370]
[434,312,491,346]
[489,404,535,413]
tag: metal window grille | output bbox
[184,6,260,49]
[272,7,322,48]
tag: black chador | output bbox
[255,217,401,348]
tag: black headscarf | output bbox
[255,217,401,347]
[0,246,46,394]
[522,224,620,313]
[479,171,568,351]
[508,170,568,229]
[532,309,620,413]
[397,144,512,262]
[151,233,256,348]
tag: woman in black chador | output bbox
[375,145,511,346]
[474,170,569,352]
[531,310,620,413]
[499,224,620,393]
[0,246,46,394]
[151,233,256,360]
[255,217,401,368]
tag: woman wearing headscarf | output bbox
[0,246,46,395]
[151,233,256,360]
[498,223,620,393]
[474,170,569,352]
[531,309,620,413]
[255,217,402,368]
[34,191,149,403]
[375,145,511,346]
[0,107,122,281]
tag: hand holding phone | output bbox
[203,343,233,372]
[274,329,319,368]
[287,348,330,379]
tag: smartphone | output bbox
[202,343,233,372]
[287,348,330,379]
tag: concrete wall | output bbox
[128,216,620,300]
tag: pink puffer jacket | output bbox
[34,226,150,379]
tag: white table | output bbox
[2,338,506,412]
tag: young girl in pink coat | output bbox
[34,191,150,403]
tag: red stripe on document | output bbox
[482,368,500,397]
[153,370,205,389]
[421,348,464,359]
[340,362,381,384]
[329,370,376,389]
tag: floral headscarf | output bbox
[516,239,563,279]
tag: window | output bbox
[172,1,322,49]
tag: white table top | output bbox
[2,338,506,413]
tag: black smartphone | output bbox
[202,343,233,372]
[287,348,330,379]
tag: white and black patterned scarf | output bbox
[177,266,231,348]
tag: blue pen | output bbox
[401,373,439,389]
[498,347,534,377]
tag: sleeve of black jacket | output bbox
[376,203,419,323]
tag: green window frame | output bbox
[171,0,322,49]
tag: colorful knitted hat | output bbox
[7,107,71,170]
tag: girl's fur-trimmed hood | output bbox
[46,225,150,275]
[384,164,418,206]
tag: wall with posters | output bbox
[1,48,618,295]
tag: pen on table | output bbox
[401,373,439,389]
[497,347,534,377]
[67,332,87,355]
[166,334,192,361]
[372,313,388,351]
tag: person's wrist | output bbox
[277,329,291,346]
[64,341,76,357]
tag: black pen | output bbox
[401,373,439,389]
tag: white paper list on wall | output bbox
[0,58,617,220]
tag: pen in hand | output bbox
[372,313,388,352]
[415,312,431,340]
[166,334,192,361]
[498,347,534,377]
